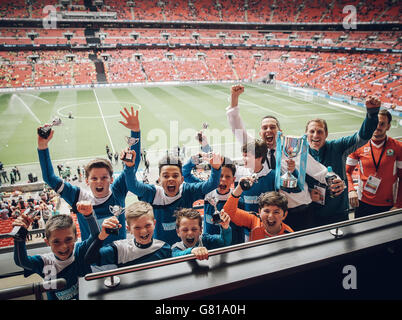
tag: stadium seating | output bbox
[1,0,400,23]
[0,0,400,108]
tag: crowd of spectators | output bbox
[2,0,399,23]
[0,27,400,106]
[0,188,61,246]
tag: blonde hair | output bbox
[125,201,154,225]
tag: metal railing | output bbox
[85,208,402,282]
[0,278,66,300]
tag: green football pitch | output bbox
[1,82,401,171]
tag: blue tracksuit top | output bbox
[182,158,245,244]
[37,130,141,245]
[171,226,232,257]
[14,235,95,300]
[126,166,221,245]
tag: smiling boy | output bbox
[84,201,171,268]
[37,107,140,244]
[13,213,95,300]
[223,178,293,240]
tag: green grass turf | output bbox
[0,82,401,167]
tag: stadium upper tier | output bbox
[1,0,400,23]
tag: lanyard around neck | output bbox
[370,138,387,173]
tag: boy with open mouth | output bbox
[182,154,245,245]
[83,201,171,268]
[37,107,141,245]
[223,178,293,241]
[125,148,222,246]
[172,208,232,260]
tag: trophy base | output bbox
[38,127,51,139]
[281,172,298,189]
[122,152,134,163]
[105,227,119,235]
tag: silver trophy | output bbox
[206,194,222,224]
[197,122,209,144]
[106,205,125,235]
[37,117,62,139]
[280,135,303,188]
[122,136,139,162]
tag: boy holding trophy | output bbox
[36,107,141,245]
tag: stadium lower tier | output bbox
[1,49,400,106]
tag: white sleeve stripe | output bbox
[56,181,65,194]
[346,157,358,166]
[397,160,402,169]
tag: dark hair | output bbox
[84,158,113,178]
[242,139,268,162]
[174,208,202,229]
[258,191,288,213]
[222,157,236,176]
[261,115,281,130]
[158,155,182,175]
[379,109,392,124]
[45,214,76,239]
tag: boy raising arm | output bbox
[125,151,222,245]
[37,107,140,244]
[223,177,293,241]
[13,211,95,300]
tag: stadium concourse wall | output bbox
[1,78,401,118]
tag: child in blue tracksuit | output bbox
[13,212,95,300]
[172,208,232,259]
[84,201,171,268]
[126,152,222,245]
[37,107,140,245]
[182,155,245,244]
[236,139,277,213]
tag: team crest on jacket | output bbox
[386,149,394,156]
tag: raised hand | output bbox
[119,106,140,132]
[231,84,244,108]
[76,201,93,216]
[99,216,121,240]
[218,211,231,230]
[37,127,54,150]
[208,152,223,170]
[120,148,136,167]
[365,95,381,109]
[12,212,33,230]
